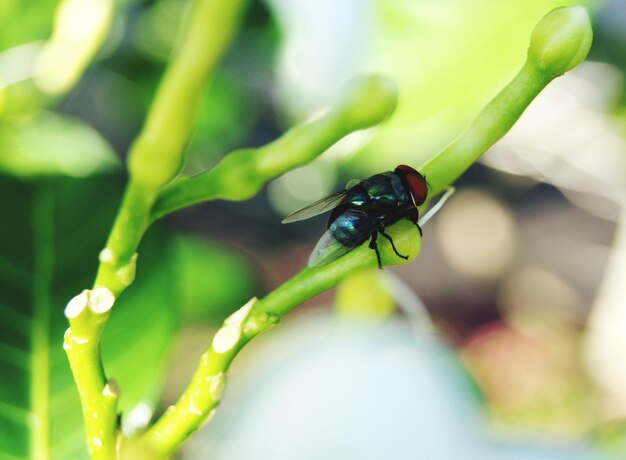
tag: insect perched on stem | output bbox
[282,165,429,268]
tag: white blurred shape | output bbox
[122,402,153,436]
[436,189,517,280]
[483,62,626,219]
[498,267,584,324]
[185,311,600,460]
[0,42,41,87]
[585,210,626,418]
[269,160,337,217]
[266,0,370,118]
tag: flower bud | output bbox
[528,6,593,77]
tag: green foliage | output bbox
[0,1,601,459]
[0,112,119,178]
[0,0,58,50]
[0,175,177,459]
[168,236,255,323]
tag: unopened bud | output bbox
[528,7,593,77]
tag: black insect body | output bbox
[282,165,428,268]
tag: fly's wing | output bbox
[307,210,379,267]
[281,189,349,223]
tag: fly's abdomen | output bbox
[329,210,372,248]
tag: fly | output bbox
[282,164,429,269]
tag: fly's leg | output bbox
[405,207,423,236]
[379,228,408,260]
[369,232,383,269]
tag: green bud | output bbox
[528,6,593,77]
[340,75,398,131]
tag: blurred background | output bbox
[1,0,626,459]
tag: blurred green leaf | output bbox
[169,236,255,324]
[0,0,58,51]
[132,0,187,64]
[0,175,177,459]
[0,112,119,178]
[595,420,626,457]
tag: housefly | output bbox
[282,165,429,269]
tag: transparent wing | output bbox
[307,210,379,267]
[281,189,349,223]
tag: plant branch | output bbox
[141,220,420,456]
[421,6,592,197]
[150,75,398,221]
[142,6,593,457]
[64,0,248,458]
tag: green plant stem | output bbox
[142,8,593,456]
[142,220,421,456]
[126,0,248,189]
[64,1,248,458]
[151,75,398,220]
[65,329,119,460]
[420,62,549,196]
[93,0,249,294]
[421,5,592,197]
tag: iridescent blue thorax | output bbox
[329,173,412,226]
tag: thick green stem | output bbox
[64,0,248,458]
[142,221,420,456]
[421,5,592,196]
[420,62,550,195]
[151,75,397,220]
[127,0,248,188]
[142,8,593,457]
[65,328,119,460]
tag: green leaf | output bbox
[169,236,255,324]
[0,112,119,179]
[0,0,58,51]
[0,174,177,459]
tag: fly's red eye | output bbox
[394,164,428,206]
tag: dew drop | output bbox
[123,402,153,436]
[88,287,115,314]
[209,372,226,402]
[98,248,115,263]
[213,298,257,353]
[225,297,256,325]
[188,402,203,416]
[64,290,89,318]
[212,326,240,354]
[72,335,88,345]
[103,378,121,398]
[116,253,137,287]
[165,405,176,416]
